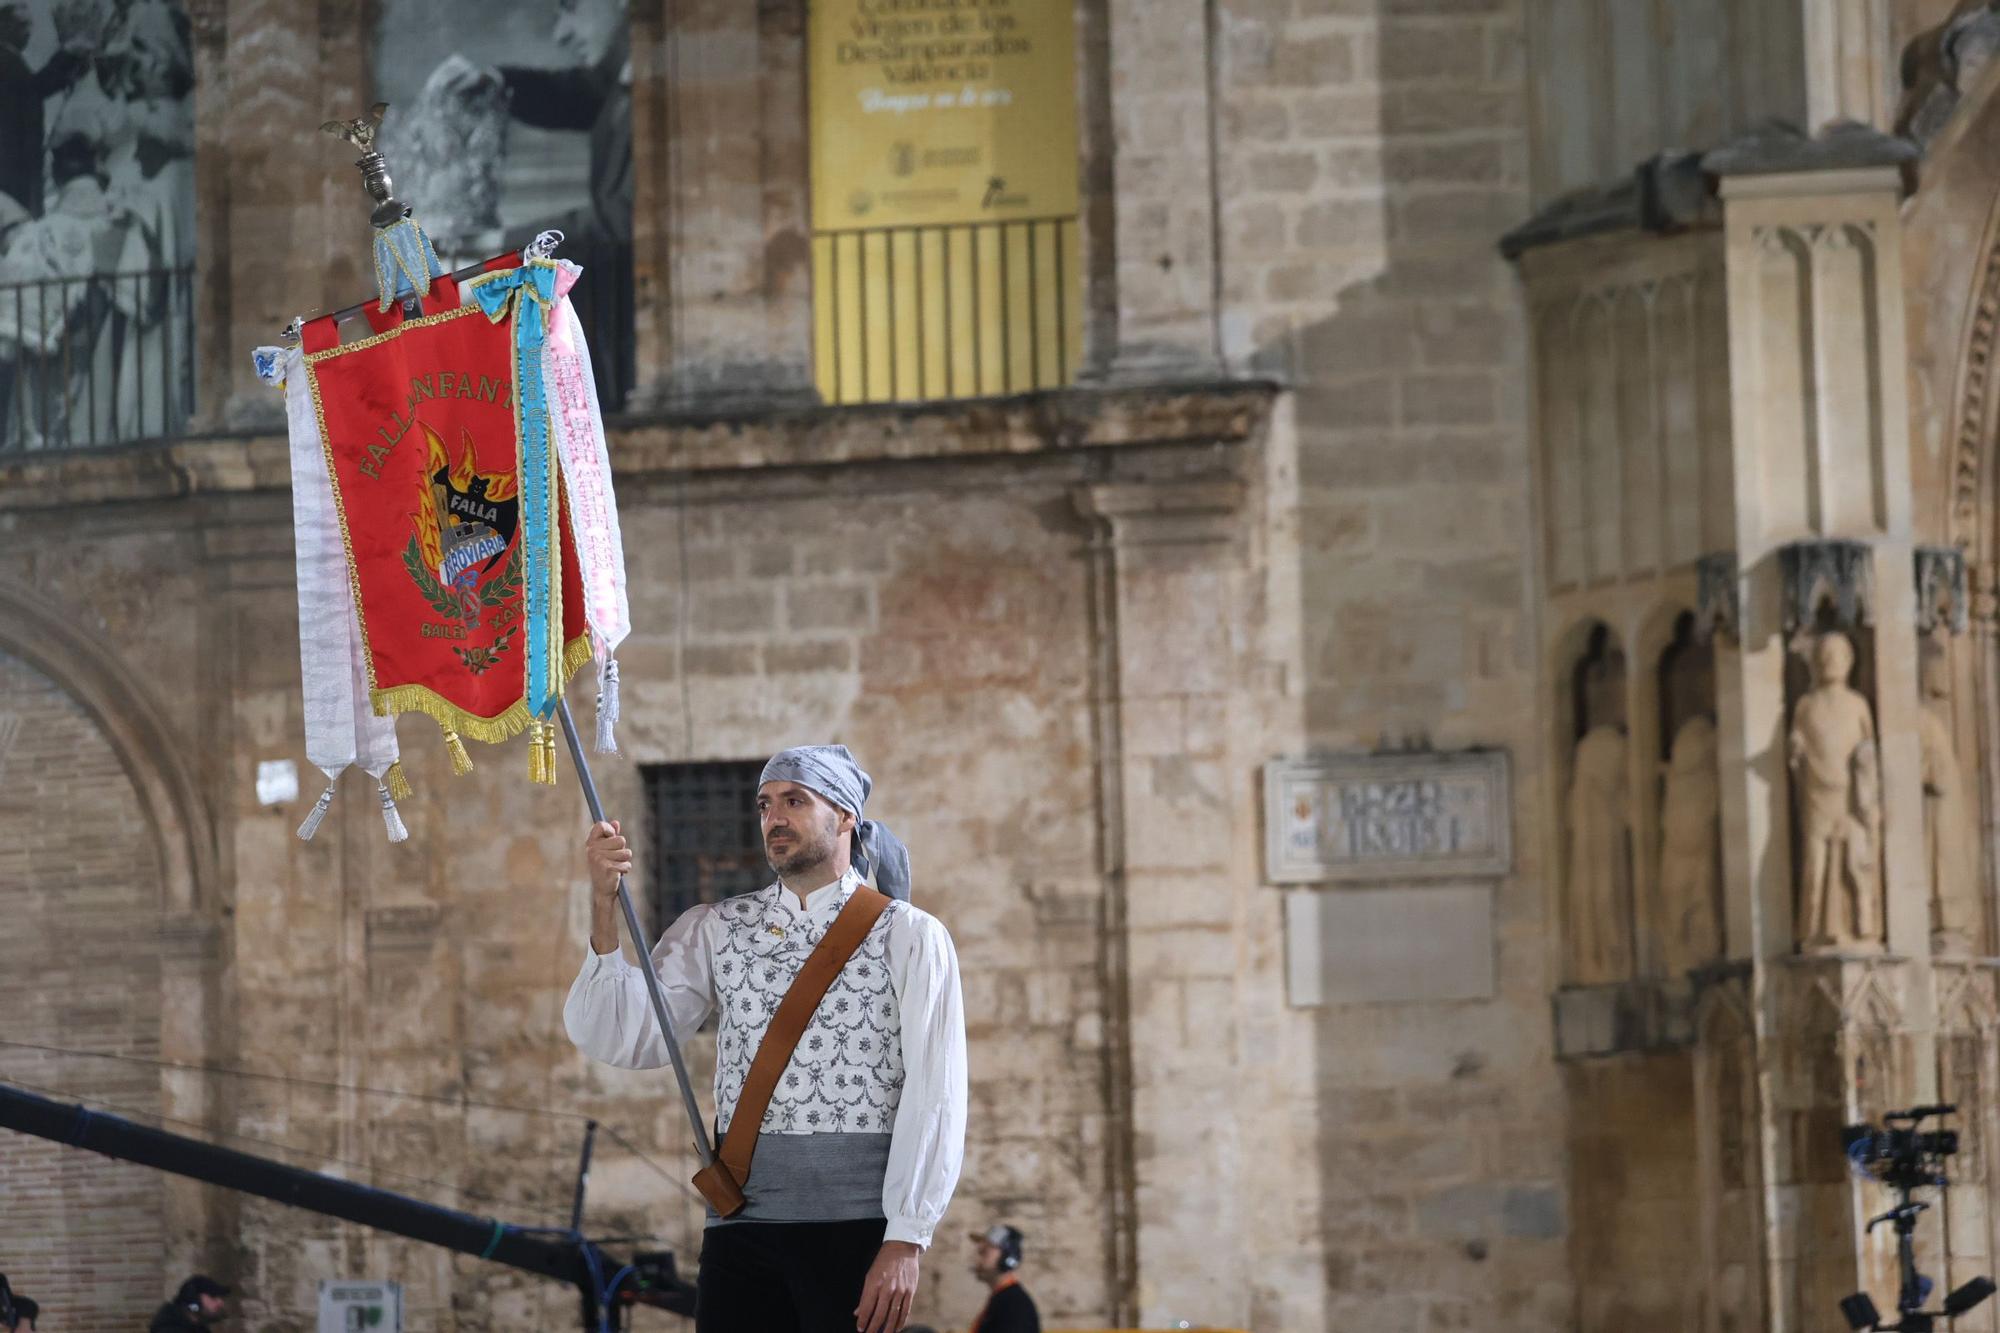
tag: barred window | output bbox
[643,761,770,925]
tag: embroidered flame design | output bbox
[412,421,517,578]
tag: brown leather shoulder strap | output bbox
[718,885,893,1184]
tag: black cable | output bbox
[0,1074,564,1220]
[0,1038,706,1207]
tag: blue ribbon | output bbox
[473,263,563,717]
[470,263,558,342]
[372,218,445,312]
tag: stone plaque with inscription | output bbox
[1263,751,1511,883]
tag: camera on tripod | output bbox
[1844,1107,1962,1191]
[1838,1105,1994,1332]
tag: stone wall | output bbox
[1562,1054,1702,1330]
[1210,0,1569,1327]
[0,651,168,1333]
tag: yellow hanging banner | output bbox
[808,0,1079,233]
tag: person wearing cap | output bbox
[967,1225,1039,1333]
[567,744,968,1333]
[148,1275,230,1330]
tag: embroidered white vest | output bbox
[712,884,906,1136]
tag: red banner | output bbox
[303,283,586,745]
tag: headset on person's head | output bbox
[974,1223,1024,1272]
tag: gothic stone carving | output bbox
[1920,644,1982,954]
[1781,540,1875,637]
[1916,545,1970,636]
[1951,230,2000,543]
[1567,723,1633,982]
[1696,551,1740,644]
[1788,633,1884,951]
[1899,2,2000,144]
[1660,715,1723,972]
[1702,120,1919,181]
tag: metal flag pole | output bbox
[557,700,717,1169]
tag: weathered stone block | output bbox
[1296,195,1388,247]
[1247,149,1323,194]
[692,585,778,634]
[1379,18,1489,83]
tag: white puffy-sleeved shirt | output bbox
[564,867,967,1248]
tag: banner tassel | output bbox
[442,728,474,776]
[529,720,558,785]
[385,759,413,801]
[378,782,410,843]
[297,785,337,841]
[594,658,620,754]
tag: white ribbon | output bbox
[279,343,404,839]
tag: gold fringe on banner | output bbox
[370,634,593,744]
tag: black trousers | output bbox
[695,1218,886,1333]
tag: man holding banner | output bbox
[566,744,967,1333]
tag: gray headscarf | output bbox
[759,744,910,901]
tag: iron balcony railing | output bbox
[812,214,1081,406]
[0,265,196,453]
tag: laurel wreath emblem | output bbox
[403,538,524,676]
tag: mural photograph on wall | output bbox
[0,0,195,451]
[371,0,634,405]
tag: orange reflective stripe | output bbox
[969,1274,1019,1333]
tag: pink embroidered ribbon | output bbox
[544,276,630,750]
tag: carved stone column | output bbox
[1704,123,1941,1332]
[1762,958,1923,1328]
[1933,961,2000,1333]
[1802,0,1895,132]
[628,0,817,409]
[1691,971,1767,1331]
[1093,0,1223,381]
[192,0,373,432]
[1072,475,1299,1328]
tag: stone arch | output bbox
[0,592,188,1326]
[0,580,214,916]
[1906,70,2000,976]
[1901,27,2000,552]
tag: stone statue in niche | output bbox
[1659,713,1722,972]
[1566,646,1631,983]
[1788,632,1883,950]
[1919,642,1980,955]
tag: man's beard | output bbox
[767,813,839,878]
